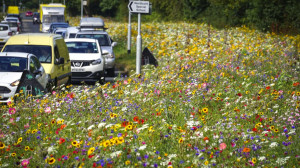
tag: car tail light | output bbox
[8,32,12,36]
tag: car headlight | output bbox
[91,59,102,65]
[10,79,20,86]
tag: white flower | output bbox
[87,124,95,130]
[276,157,286,165]
[47,146,57,154]
[258,156,266,161]
[139,145,147,150]
[97,122,106,128]
[110,151,122,158]
[269,142,278,148]
[168,154,177,159]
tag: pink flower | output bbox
[44,107,51,113]
[219,143,227,150]
[124,80,128,84]
[24,123,30,129]
[9,108,16,115]
[21,159,30,167]
[9,118,14,123]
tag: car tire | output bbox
[106,67,115,77]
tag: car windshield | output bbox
[4,22,18,27]
[0,57,27,72]
[43,15,65,23]
[3,45,52,63]
[76,34,110,46]
[69,33,76,38]
[66,41,98,53]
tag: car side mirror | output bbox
[111,42,117,47]
[55,57,65,65]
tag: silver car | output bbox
[75,17,117,76]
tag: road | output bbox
[19,13,125,84]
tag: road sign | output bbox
[128,1,150,14]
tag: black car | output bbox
[33,12,40,24]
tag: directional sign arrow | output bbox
[128,1,149,14]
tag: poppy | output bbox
[133,116,139,122]
[59,138,65,144]
[242,147,251,153]
[203,137,209,141]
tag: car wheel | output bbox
[106,67,115,77]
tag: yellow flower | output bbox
[158,156,161,160]
[17,137,22,144]
[25,146,30,151]
[87,147,95,155]
[202,107,208,113]
[204,160,209,165]
[178,138,184,143]
[71,140,78,147]
[164,153,168,157]
[31,129,37,134]
[48,157,55,164]
[252,158,257,164]
[168,166,173,168]
[0,142,5,149]
[274,128,279,133]
[11,153,16,157]
[125,160,131,165]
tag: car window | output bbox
[76,34,110,46]
[69,33,76,38]
[3,45,52,63]
[31,56,41,69]
[66,41,98,53]
[0,56,27,72]
[0,26,8,31]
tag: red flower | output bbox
[237,93,242,97]
[139,119,145,124]
[293,82,299,86]
[266,86,270,90]
[122,121,129,127]
[88,154,95,158]
[252,128,258,132]
[59,138,65,144]
[133,116,139,122]
[236,66,239,70]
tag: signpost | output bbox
[128,1,150,75]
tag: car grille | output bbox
[0,86,11,93]
[71,61,91,67]
[72,72,92,77]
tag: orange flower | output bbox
[133,116,139,122]
[243,147,251,153]
[203,137,209,141]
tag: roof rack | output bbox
[79,17,107,30]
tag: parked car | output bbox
[65,26,79,39]
[1,21,20,35]
[0,52,49,103]
[32,12,40,24]
[5,13,22,23]
[26,11,33,17]
[48,22,69,34]
[76,17,117,76]
[65,38,106,84]
[1,33,71,90]
[0,23,13,48]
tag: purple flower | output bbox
[154,163,158,168]
[75,156,79,160]
[144,155,149,159]
[142,162,147,167]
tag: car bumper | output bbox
[71,70,105,82]
[0,84,17,103]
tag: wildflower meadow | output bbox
[0,20,299,167]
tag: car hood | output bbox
[0,72,22,84]
[69,53,102,61]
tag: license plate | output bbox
[72,68,84,72]
[0,39,3,42]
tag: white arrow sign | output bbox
[128,1,149,14]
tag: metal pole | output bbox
[127,10,131,54]
[136,13,142,74]
[81,0,83,19]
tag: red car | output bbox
[25,11,33,17]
